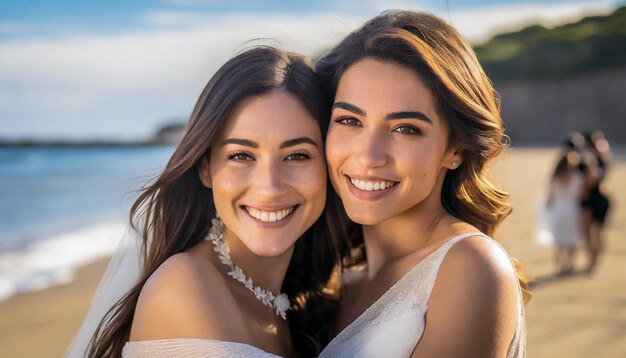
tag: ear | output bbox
[444,146,463,170]
[198,157,212,188]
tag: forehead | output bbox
[335,58,438,118]
[217,90,322,144]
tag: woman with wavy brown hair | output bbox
[316,11,529,357]
[67,46,345,357]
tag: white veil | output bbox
[65,226,144,358]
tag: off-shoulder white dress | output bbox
[122,339,281,357]
[319,233,526,358]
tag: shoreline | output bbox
[0,221,125,302]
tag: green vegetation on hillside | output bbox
[474,6,626,80]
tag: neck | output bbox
[361,174,448,279]
[222,229,293,294]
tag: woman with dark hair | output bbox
[316,11,528,357]
[68,46,343,357]
[580,131,611,274]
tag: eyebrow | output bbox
[279,137,319,149]
[386,111,432,125]
[221,137,319,149]
[222,138,258,148]
[333,102,366,116]
[333,101,432,125]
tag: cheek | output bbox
[397,142,443,184]
[213,170,241,192]
[297,159,327,202]
[286,161,327,226]
[325,126,348,173]
[210,167,248,208]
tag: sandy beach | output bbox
[0,258,108,357]
[1,147,624,357]
[492,148,626,358]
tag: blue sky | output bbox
[1,0,623,140]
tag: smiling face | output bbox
[326,59,461,226]
[201,90,326,257]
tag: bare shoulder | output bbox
[130,251,247,342]
[443,235,518,289]
[411,235,520,357]
[437,235,519,317]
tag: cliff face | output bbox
[473,6,626,145]
[495,67,626,145]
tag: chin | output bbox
[246,239,295,258]
[345,209,389,226]
[252,248,290,258]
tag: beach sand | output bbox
[492,148,626,358]
[0,147,624,357]
[0,258,108,357]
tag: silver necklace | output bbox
[205,216,291,320]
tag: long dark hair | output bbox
[553,155,573,179]
[88,46,343,357]
[316,11,530,302]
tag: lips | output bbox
[243,205,297,223]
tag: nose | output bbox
[357,130,388,169]
[254,157,288,198]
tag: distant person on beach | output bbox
[580,131,611,274]
[546,152,585,275]
[68,47,343,357]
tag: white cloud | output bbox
[0,1,618,139]
[0,13,366,139]
[0,21,30,35]
[447,1,616,43]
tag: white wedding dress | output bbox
[68,230,523,358]
[122,339,281,357]
[547,174,584,248]
[66,228,282,358]
[319,233,526,358]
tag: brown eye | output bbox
[335,117,361,126]
[285,153,311,161]
[393,125,420,135]
[227,152,254,161]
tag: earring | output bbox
[451,162,457,168]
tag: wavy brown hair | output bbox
[87,46,345,358]
[316,10,530,302]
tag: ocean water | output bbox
[0,147,174,300]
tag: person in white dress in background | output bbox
[69,46,344,358]
[316,11,530,357]
[546,153,584,275]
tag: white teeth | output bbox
[350,177,396,191]
[246,206,294,222]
